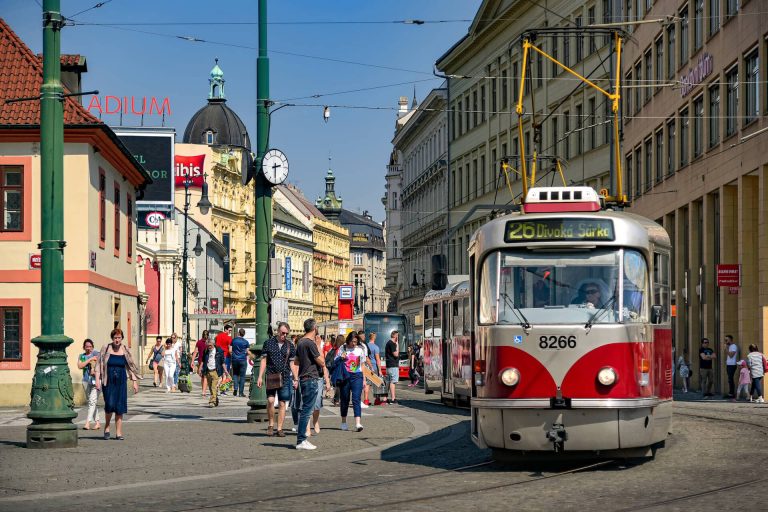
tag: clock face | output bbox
[261,149,289,185]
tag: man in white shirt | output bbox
[724,335,739,398]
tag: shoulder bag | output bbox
[266,343,290,391]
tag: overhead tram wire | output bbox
[65,0,116,21]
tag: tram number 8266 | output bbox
[538,335,577,350]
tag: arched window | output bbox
[206,130,214,144]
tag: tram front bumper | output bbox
[472,400,665,452]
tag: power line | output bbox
[66,0,115,20]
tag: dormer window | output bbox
[206,130,214,144]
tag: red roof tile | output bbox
[0,18,100,126]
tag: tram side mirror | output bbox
[650,305,663,324]
[431,254,447,290]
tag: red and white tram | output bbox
[465,187,673,459]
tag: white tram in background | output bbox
[428,187,673,459]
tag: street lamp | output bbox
[179,173,211,388]
[354,277,360,314]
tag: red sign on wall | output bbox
[716,264,740,287]
[174,154,206,188]
[29,253,41,269]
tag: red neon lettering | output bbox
[130,96,147,115]
[105,95,121,114]
[149,97,171,116]
[86,95,102,114]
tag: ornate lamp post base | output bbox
[26,335,77,448]
[246,346,269,422]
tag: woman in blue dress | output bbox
[95,328,140,440]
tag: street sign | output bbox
[339,285,353,300]
[29,253,41,269]
[285,257,292,291]
[716,264,740,287]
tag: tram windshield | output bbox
[478,248,648,325]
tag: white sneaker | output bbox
[758,397,765,404]
[296,440,316,450]
[291,427,297,432]
[356,424,364,432]
[361,403,370,409]
[340,423,349,431]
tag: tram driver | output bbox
[570,279,610,309]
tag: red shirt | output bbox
[215,331,232,357]
[195,339,207,363]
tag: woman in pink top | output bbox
[735,360,751,401]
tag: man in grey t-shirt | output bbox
[295,318,325,450]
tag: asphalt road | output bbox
[1,385,766,512]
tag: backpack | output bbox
[325,348,337,371]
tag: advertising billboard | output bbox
[113,128,175,204]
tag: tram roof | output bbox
[469,209,670,258]
[424,279,469,303]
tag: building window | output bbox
[0,166,23,232]
[392,191,398,210]
[694,0,703,50]
[576,104,583,155]
[552,117,559,156]
[725,66,738,137]
[625,71,632,118]
[536,51,543,89]
[655,130,664,183]
[464,96,470,132]
[635,146,643,195]
[709,83,720,147]
[745,49,759,125]
[551,35,559,76]
[679,6,689,67]
[354,253,363,266]
[205,131,214,144]
[501,70,508,110]
[99,169,106,247]
[491,73,498,115]
[563,30,571,67]
[709,0,720,36]
[634,62,642,113]
[127,194,133,260]
[480,84,486,123]
[655,37,664,93]
[512,62,519,101]
[473,90,478,127]
[588,7,596,53]
[603,98,611,144]
[575,16,583,62]
[589,97,596,150]
[626,154,633,198]
[602,0,611,46]
[644,50,653,103]
[564,110,571,158]
[114,183,120,254]
[667,118,676,175]
[626,0,633,26]
[680,107,689,167]
[693,95,704,157]
[666,24,675,79]
[0,307,22,361]
[726,0,738,18]
[644,139,653,190]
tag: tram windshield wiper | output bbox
[584,295,617,332]
[500,292,532,331]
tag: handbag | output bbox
[330,354,351,386]
[266,342,290,391]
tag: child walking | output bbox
[735,360,751,401]
[678,350,691,393]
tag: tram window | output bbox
[424,304,432,337]
[452,300,463,336]
[622,249,649,322]
[478,252,499,324]
[463,298,471,335]
[432,303,442,337]
[652,252,671,323]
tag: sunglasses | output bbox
[279,331,289,336]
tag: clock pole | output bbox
[247,0,271,422]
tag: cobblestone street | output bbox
[1,384,767,511]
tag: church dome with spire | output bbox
[183,59,251,149]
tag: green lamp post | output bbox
[26,0,77,448]
[247,0,272,422]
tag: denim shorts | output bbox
[313,377,324,411]
[387,367,399,383]
[266,374,292,402]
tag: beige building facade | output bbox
[436,0,615,275]
[623,0,768,393]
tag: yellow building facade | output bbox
[312,217,351,322]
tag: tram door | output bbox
[442,300,453,396]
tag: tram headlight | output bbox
[597,367,618,386]
[499,368,520,387]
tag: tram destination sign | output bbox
[504,218,615,243]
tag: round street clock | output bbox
[261,149,289,185]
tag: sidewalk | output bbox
[0,382,417,499]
